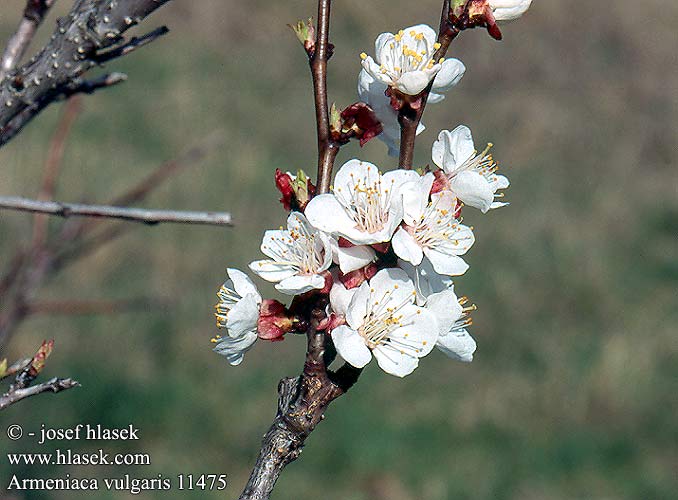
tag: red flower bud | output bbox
[339,102,383,146]
[339,262,378,289]
[257,299,293,341]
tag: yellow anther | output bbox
[360,52,367,60]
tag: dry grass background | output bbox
[0,1,676,499]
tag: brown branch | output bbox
[0,196,233,226]
[311,0,339,194]
[239,313,361,499]
[0,377,79,411]
[0,0,57,80]
[32,96,83,249]
[0,0,171,148]
[398,0,459,169]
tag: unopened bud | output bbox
[289,18,315,56]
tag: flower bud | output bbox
[274,169,316,212]
[257,299,294,341]
[289,18,315,55]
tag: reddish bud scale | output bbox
[340,102,383,146]
[257,299,294,341]
[339,262,378,289]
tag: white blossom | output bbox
[393,172,475,276]
[432,125,509,213]
[425,287,477,362]
[490,0,533,21]
[213,268,262,366]
[358,69,423,157]
[305,159,419,245]
[249,212,332,294]
[357,26,465,157]
[330,268,438,377]
[398,258,452,306]
[360,24,465,96]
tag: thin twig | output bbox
[32,96,83,248]
[398,0,459,169]
[0,358,31,382]
[0,377,79,411]
[0,196,233,226]
[0,0,57,80]
[94,26,169,64]
[311,0,339,194]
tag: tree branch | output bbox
[0,377,79,411]
[398,0,459,169]
[0,0,171,147]
[311,0,339,195]
[0,0,57,80]
[0,196,233,226]
[32,96,83,249]
[239,312,361,500]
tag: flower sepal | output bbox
[257,299,294,341]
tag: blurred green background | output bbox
[1,1,676,499]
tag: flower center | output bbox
[215,284,241,328]
[357,286,423,355]
[264,224,325,275]
[406,196,471,251]
[382,30,442,78]
[334,167,394,234]
[449,143,497,180]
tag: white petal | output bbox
[335,244,376,274]
[346,281,371,329]
[369,268,416,309]
[226,268,260,302]
[381,169,422,191]
[213,331,257,366]
[259,229,288,260]
[396,69,438,95]
[373,345,419,377]
[390,305,439,357]
[426,287,463,335]
[400,173,434,225]
[276,274,325,295]
[331,326,372,368]
[249,260,297,283]
[402,24,438,44]
[490,0,532,21]
[451,170,496,213]
[489,201,510,210]
[304,194,357,236]
[287,211,310,233]
[424,249,470,276]
[431,58,466,93]
[491,174,510,190]
[373,32,394,62]
[431,126,475,172]
[398,258,452,304]
[226,294,260,339]
[317,231,335,271]
[391,227,424,266]
[330,282,358,317]
[437,329,477,362]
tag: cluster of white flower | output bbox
[213,1,529,376]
